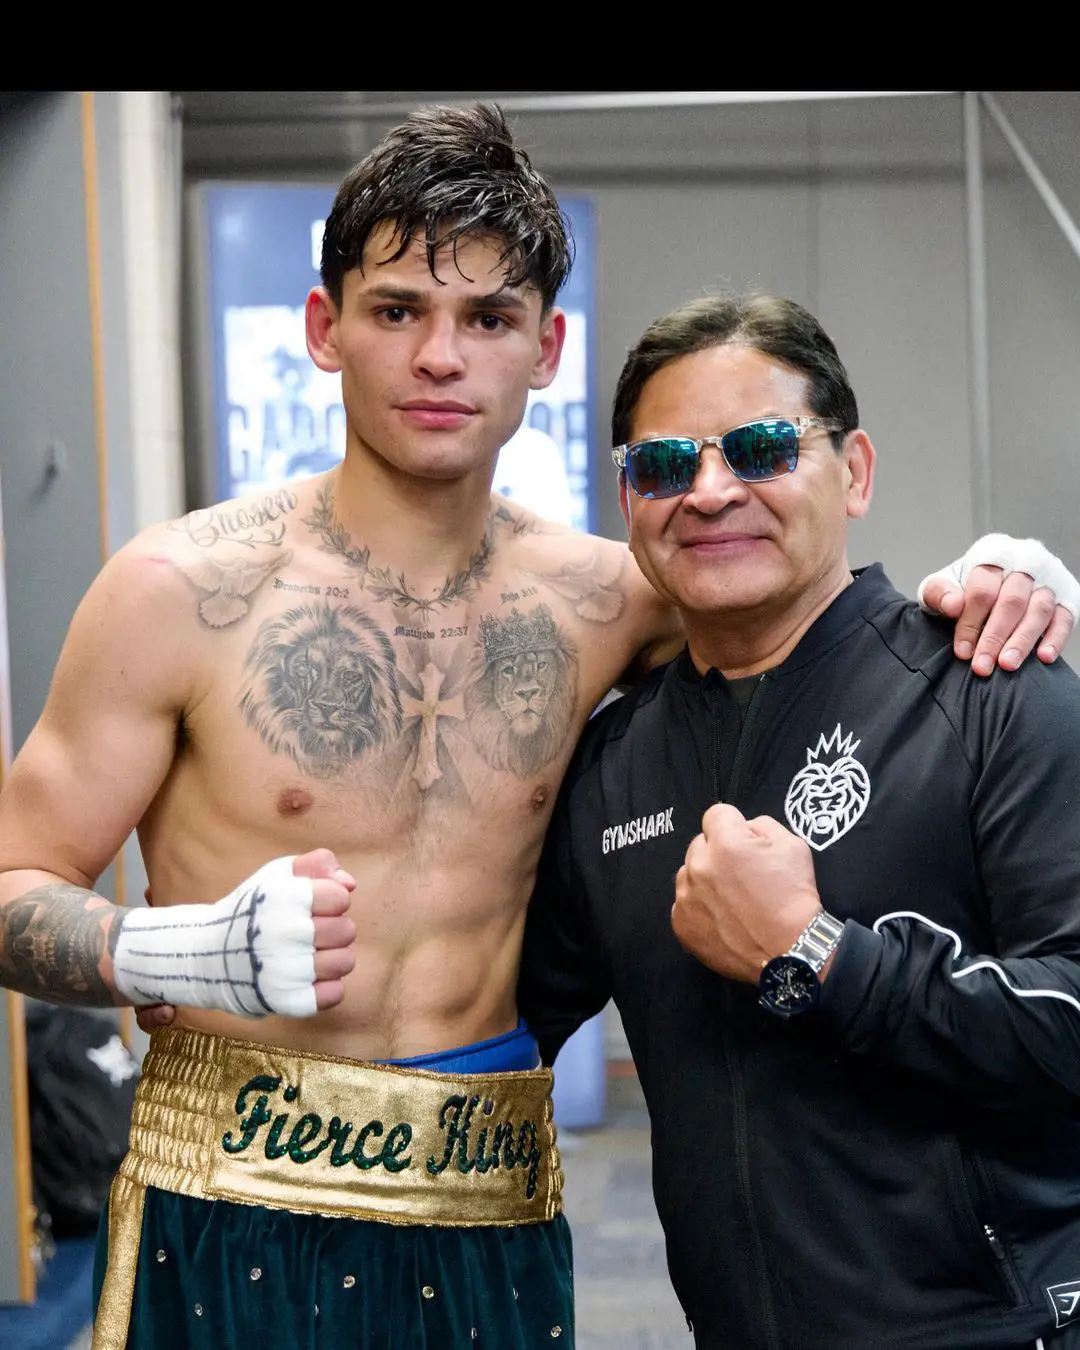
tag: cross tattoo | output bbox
[399,662,467,790]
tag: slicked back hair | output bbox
[612,292,859,449]
[320,102,573,310]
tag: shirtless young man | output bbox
[0,103,1074,1350]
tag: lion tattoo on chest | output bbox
[239,601,402,775]
[465,604,578,777]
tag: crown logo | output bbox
[805,724,861,764]
[479,605,558,665]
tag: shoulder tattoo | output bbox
[178,551,293,628]
[526,545,628,625]
[169,490,298,550]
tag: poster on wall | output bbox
[199,183,596,531]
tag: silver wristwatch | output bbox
[758,910,845,1019]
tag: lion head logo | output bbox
[464,604,577,777]
[784,724,871,852]
[239,602,402,775]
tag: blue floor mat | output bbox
[0,1236,96,1349]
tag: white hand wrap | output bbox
[112,856,318,1018]
[917,532,1080,624]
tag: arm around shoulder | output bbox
[817,657,1080,1110]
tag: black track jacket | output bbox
[519,564,1080,1350]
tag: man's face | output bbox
[618,343,873,624]
[306,223,564,484]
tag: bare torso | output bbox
[135,473,667,1058]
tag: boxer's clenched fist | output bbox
[117,848,355,1021]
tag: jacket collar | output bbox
[674,563,900,689]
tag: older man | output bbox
[520,290,1080,1350]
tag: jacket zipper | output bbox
[963,1146,1025,1308]
[983,1224,1025,1306]
[726,1035,783,1349]
[708,672,783,1348]
[724,673,768,801]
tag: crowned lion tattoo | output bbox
[465,604,577,777]
[239,602,402,775]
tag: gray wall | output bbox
[0,89,99,1305]
[0,93,104,753]
[0,89,132,1303]
[177,90,1080,611]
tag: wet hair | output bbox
[611,291,859,448]
[320,102,573,310]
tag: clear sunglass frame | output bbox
[611,416,845,497]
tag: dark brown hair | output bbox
[320,102,573,310]
[612,291,859,447]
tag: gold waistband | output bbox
[121,1026,563,1226]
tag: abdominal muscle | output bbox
[141,806,544,1063]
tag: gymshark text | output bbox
[602,808,674,854]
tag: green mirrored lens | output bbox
[723,419,798,480]
[627,438,699,498]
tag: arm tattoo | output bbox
[0,885,122,1006]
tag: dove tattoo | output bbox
[180,552,292,627]
[526,546,627,624]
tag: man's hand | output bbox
[918,534,1079,675]
[132,849,354,1034]
[301,847,358,1010]
[672,805,822,983]
[135,1001,175,1033]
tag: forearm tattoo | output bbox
[0,885,121,1006]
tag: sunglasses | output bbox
[611,416,845,500]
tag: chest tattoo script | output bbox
[221,1075,544,1198]
[170,490,298,549]
[238,602,578,785]
[304,483,493,618]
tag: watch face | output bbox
[759,955,820,1018]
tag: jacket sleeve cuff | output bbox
[816,920,886,1034]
